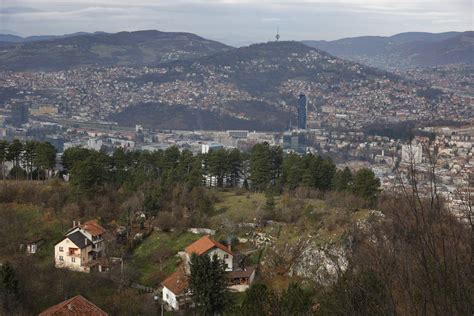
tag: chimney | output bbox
[227,236,232,252]
[73,220,76,228]
[85,238,88,246]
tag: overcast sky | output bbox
[0,0,472,46]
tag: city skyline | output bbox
[0,0,471,46]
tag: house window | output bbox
[71,257,75,263]
[59,247,63,252]
[59,256,64,261]
[224,254,229,259]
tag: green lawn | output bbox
[212,191,279,225]
[130,231,203,287]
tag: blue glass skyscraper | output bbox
[297,93,307,130]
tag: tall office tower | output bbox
[297,93,307,130]
[10,102,29,127]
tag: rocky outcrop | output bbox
[290,242,349,286]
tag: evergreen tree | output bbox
[6,139,23,180]
[176,149,195,180]
[352,168,380,206]
[241,283,271,316]
[70,155,109,195]
[319,158,337,191]
[282,153,303,190]
[227,148,243,187]
[162,146,180,170]
[270,146,283,187]
[333,167,353,192]
[22,140,37,180]
[186,156,204,188]
[208,148,228,187]
[34,142,56,180]
[249,143,272,191]
[61,147,94,172]
[189,253,229,315]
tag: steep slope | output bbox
[0,30,232,71]
[303,31,472,69]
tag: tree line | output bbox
[0,139,56,181]
[0,140,380,206]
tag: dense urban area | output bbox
[0,28,472,315]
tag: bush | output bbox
[324,191,367,210]
[155,212,175,232]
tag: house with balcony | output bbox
[54,220,107,273]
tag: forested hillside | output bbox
[0,139,471,315]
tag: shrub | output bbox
[155,212,175,232]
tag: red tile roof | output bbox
[39,295,108,316]
[185,235,233,256]
[161,268,189,295]
[81,220,106,236]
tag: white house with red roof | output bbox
[161,235,236,311]
[54,220,107,273]
[184,235,234,272]
[161,235,256,311]
[160,267,192,311]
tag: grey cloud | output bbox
[0,0,471,45]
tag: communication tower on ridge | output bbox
[275,27,280,41]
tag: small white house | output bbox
[162,236,233,311]
[54,220,106,273]
[184,235,233,272]
[161,268,191,311]
[21,238,44,254]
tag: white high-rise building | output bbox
[401,144,423,164]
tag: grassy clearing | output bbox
[211,189,361,243]
[212,190,269,224]
[130,231,202,286]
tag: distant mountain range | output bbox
[0,30,232,71]
[303,31,474,69]
[1,29,471,71]
[0,32,104,44]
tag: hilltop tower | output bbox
[275,27,280,41]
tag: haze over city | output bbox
[1,0,472,45]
